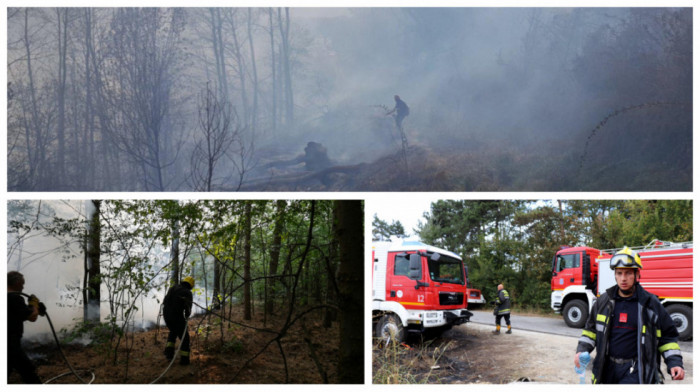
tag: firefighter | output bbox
[574,247,684,383]
[7,271,42,383]
[163,276,194,365]
[302,141,332,171]
[491,283,511,334]
[386,95,409,130]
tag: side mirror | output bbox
[408,253,422,280]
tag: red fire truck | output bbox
[550,240,693,340]
[372,241,472,342]
[466,287,485,306]
[464,267,485,306]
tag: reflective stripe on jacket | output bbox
[576,284,683,384]
[496,289,511,315]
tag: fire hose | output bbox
[150,306,189,384]
[18,293,191,384]
[18,293,95,384]
[16,294,201,384]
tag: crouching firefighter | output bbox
[163,276,194,365]
[574,247,684,384]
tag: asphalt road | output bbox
[468,309,692,353]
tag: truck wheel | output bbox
[666,304,692,341]
[563,299,588,328]
[375,314,405,343]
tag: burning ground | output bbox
[10,306,340,384]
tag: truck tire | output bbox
[665,304,692,341]
[563,299,588,328]
[375,314,405,343]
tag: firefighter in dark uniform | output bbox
[387,95,409,130]
[7,271,42,383]
[163,276,194,365]
[575,247,685,383]
[492,283,512,334]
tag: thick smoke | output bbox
[7,201,172,342]
[7,8,691,191]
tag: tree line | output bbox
[7,199,363,383]
[376,200,692,309]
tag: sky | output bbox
[369,198,557,241]
[368,196,436,239]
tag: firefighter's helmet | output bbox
[183,276,195,288]
[609,247,643,269]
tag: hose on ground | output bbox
[18,292,94,384]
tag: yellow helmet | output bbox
[183,276,195,288]
[609,246,642,270]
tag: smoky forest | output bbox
[7,200,363,383]
[6,7,692,191]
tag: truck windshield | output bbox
[427,254,465,285]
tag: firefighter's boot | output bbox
[492,325,501,334]
[164,344,175,360]
[179,352,190,366]
[506,326,512,334]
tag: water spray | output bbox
[576,101,688,182]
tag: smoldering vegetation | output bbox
[6,8,692,191]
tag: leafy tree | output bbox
[417,199,692,309]
[371,214,406,241]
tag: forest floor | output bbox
[243,139,690,192]
[373,323,693,384]
[11,305,341,384]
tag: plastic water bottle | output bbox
[575,352,591,384]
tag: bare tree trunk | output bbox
[56,8,69,186]
[23,8,42,187]
[209,8,229,103]
[243,201,252,320]
[267,8,277,131]
[227,10,250,128]
[83,9,95,190]
[247,8,259,135]
[265,200,286,315]
[277,8,293,128]
[334,200,363,383]
[323,209,338,328]
[170,218,180,286]
[86,200,102,324]
[213,253,222,309]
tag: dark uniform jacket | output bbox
[163,283,193,323]
[576,283,683,384]
[8,292,34,338]
[495,289,511,315]
[394,98,409,118]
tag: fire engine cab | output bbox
[372,241,472,342]
[551,240,693,340]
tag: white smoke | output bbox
[7,201,171,342]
